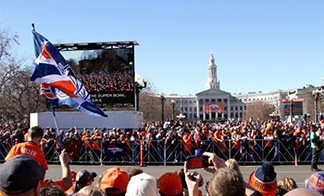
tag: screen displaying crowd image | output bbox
[61,48,135,107]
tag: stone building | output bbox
[165,54,322,121]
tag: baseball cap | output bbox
[100,167,129,195]
[158,172,183,196]
[0,155,45,194]
[306,172,324,195]
[126,173,158,196]
[76,170,97,186]
[249,162,277,196]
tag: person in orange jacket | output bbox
[5,126,48,171]
[81,131,94,162]
[183,131,193,158]
[91,129,102,162]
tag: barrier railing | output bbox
[0,141,12,161]
[0,138,322,166]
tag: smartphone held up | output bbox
[186,155,210,169]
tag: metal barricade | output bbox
[100,141,132,164]
[162,138,309,165]
[296,139,311,163]
[165,139,195,165]
[0,141,12,162]
[3,137,324,165]
[41,139,59,163]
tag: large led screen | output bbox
[61,48,135,107]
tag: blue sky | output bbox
[1,0,323,95]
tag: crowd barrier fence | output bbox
[0,139,322,166]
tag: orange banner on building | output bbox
[280,98,305,103]
[203,102,225,113]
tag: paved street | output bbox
[43,164,316,195]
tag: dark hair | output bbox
[39,186,64,196]
[29,126,44,139]
[276,187,288,196]
[128,167,143,179]
[73,177,90,193]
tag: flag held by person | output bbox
[31,30,107,117]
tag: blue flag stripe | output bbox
[31,30,107,117]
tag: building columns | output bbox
[196,99,200,120]
[227,99,230,119]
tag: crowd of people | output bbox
[1,119,324,165]
[1,125,324,196]
[78,73,133,92]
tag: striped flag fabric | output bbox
[31,30,107,117]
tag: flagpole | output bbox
[50,102,64,150]
[50,103,60,134]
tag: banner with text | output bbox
[90,91,134,106]
[281,98,305,116]
[203,102,225,113]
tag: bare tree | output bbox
[139,91,160,122]
[242,101,275,121]
[139,82,180,122]
[0,28,46,125]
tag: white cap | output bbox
[126,173,158,196]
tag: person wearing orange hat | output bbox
[158,172,183,196]
[249,162,277,196]
[99,166,129,196]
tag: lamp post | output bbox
[313,89,321,123]
[269,112,279,121]
[176,113,186,121]
[171,100,176,121]
[160,93,165,123]
[289,98,293,123]
[134,74,148,111]
[303,113,310,122]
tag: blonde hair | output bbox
[78,185,106,196]
[96,171,106,188]
[277,177,297,193]
[208,168,245,196]
[225,159,243,179]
